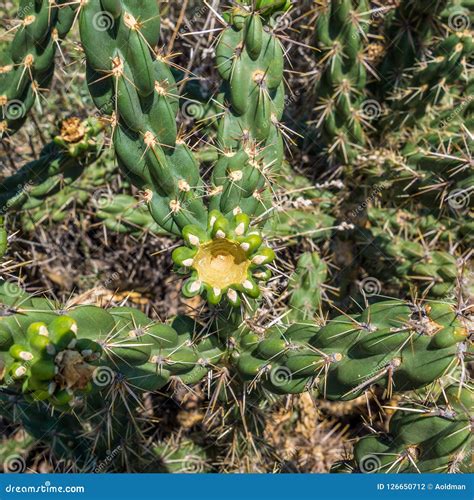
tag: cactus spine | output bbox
[335,385,473,473]
[79,1,288,307]
[0,217,7,257]
[211,1,289,219]
[79,1,207,237]
[0,118,104,217]
[0,1,77,136]
[314,0,370,163]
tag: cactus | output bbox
[0,282,224,407]
[3,281,470,403]
[95,194,168,238]
[357,207,461,298]
[0,0,77,136]
[313,0,371,163]
[0,286,472,470]
[287,252,328,321]
[378,0,450,95]
[235,299,471,399]
[385,30,472,129]
[0,217,7,258]
[79,1,288,305]
[335,385,473,473]
[153,438,211,473]
[270,163,341,243]
[18,158,116,232]
[210,1,289,219]
[356,97,473,235]
[79,1,207,237]
[0,430,35,473]
[0,117,105,217]
[1,0,472,475]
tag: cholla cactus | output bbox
[0,1,77,136]
[287,252,328,320]
[0,282,225,409]
[0,117,104,216]
[79,1,287,305]
[335,385,473,473]
[313,0,371,163]
[358,207,461,297]
[153,438,211,473]
[386,30,472,128]
[95,194,167,237]
[79,1,207,236]
[378,0,450,94]
[236,299,471,398]
[1,0,472,476]
[211,1,289,219]
[19,158,115,232]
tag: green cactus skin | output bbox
[19,159,116,233]
[234,299,471,399]
[239,0,292,16]
[0,217,7,258]
[334,385,473,473]
[377,0,473,134]
[1,283,471,470]
[95,194,169,238]
[269,163,340,243]
[5,283,470,403]
[210,2,288,220]
[358,207,460,298]
[153,438,211,473]
[79,1,207,237]
[287,252,328,321]
[0,282,224,407]
[378,0,450,96]
[172,210,275,306]
[357,108,473,216]
[0,118,105,217]
[313,0,370,164]
[386,30,472,129]
[0,430,35,473]
[0,1,77,137]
